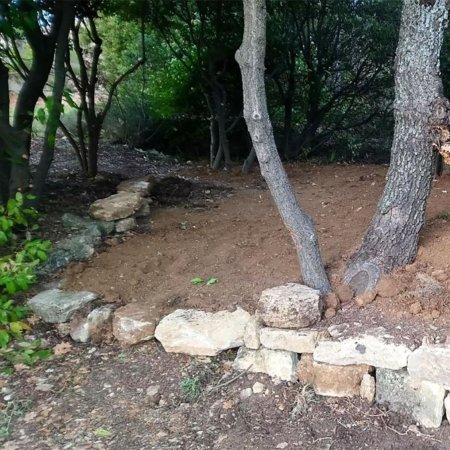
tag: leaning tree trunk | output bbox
[344,0,450,293]
[236,0,331,293]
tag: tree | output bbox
[236,0,331,293]
[63,2,146,178]
[344,0,450,293]
[266,0,400,161]
[0,0,65,198]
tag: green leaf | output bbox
[93,428,112,437]
[0,329,10,348]
[190,277,204,285]
[206,278,218,286]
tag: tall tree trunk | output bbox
[0,60,10,204]
[344,0,449,293]
[242,146,256,174]
[236,0,331,293]
[33,1,75,197]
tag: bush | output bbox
[0,193,52,369]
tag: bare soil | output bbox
[3,158,450,449]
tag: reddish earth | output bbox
[64,164,450,336]
[3,162,450,449]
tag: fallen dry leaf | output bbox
[53,342,73,355]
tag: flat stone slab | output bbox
[28,289,98,323]
[113,303,158,346]
[117,177,155,197]
[258,283,322,329]
[233,346,298,382]
[89,192,144,221]
[408,345,450,388]
[260,328,318,353]
[376,368,445,428]
[155,308,250,356]
[313,327,413,370]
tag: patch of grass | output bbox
[179,376,202,402]
[438,210,450,220]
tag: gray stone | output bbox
[240,388,253,400]
[113,303,158,346]
[243,316,260,350]
[115,217,137,233]
[258,283,322,329]
[62,213,114,236]
[135,202,151,218]
[260,328,318,353]
[376,368,445,428]
[155,308,250,356]
[39,233,98,275]
[70,306,114,343]
[233,347,298,382]
[408,345,450,387]
[146,385,161,405]
[313,328,412,370]
[89,192,144,221]
[252,382,265,394]
[28,289,98,323]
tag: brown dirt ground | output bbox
[64,164,450,339]
[3,162,450,449]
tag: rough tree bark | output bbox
[236,0,331,293]
[344,0,450,293]
[33,1,75,196]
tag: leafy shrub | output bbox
[0,193,52,367]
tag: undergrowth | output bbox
[0,193,52,373]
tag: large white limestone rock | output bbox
[257,283,322,329]
[313,327,412,370]
[89,192,144,221]
[155,308,251,356]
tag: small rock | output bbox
[252,382,265,394]
[55,323,71,337]
[146,385,161,405]
[28,289,98,323]
[376,277,401,298]
[70,306,114,343]
[297,354,315,385]
[155,308,250,356]
[115,217,137,233]
[240,388,253,400]
[324,292,340,309]
[89,192,144,221]
[113,303,158,346]
[324,307,336,319]
[35,383,53,392]
[258,283,322,329]
[276,443,288,449]
[360,373,376,402]
[354,289,377,306]
[243,316,260,350]
[431,309,441,319]
[431,269,448,282]
[233,347,298,382]
[335,284,354,303]
[410,302,422,315]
